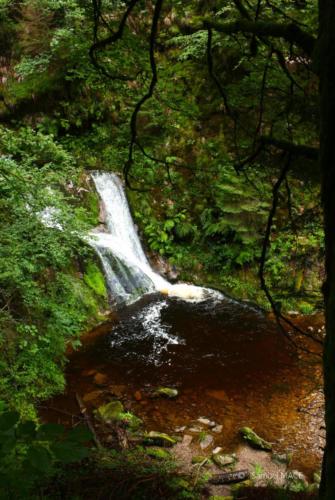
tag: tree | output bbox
[318,1,335,497]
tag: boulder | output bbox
[239,427,272,451]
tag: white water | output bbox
[89,172,223,305]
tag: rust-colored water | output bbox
[40,294,324,478]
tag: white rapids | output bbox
[89,172,223,305]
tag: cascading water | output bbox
[89,172,222,305]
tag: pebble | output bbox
[212,425,223,433]
[175,426,186,432]
[197,417,216,427]
[212,447,223,454]
[200,434,214,450]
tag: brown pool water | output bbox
[40,293,324,478]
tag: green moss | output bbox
[146,447,171,460]
[239,427,272,451]
[95,401,143,429]
[152,387,179,399]
[143,431,177,447]
[83,262,107,298]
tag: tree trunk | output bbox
[319,1,335,498]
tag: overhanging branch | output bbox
[180,18,315,57]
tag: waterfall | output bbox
[89,172,222,305]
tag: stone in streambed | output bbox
[143,431,177,447]
[134,390,142,401]
[212,425,223,433]
[197,417,216,427]
[152,387,178,399]
[82,390,102,404]
[95,401,142,429]
[200,434,214,450]
[239,427,272,451]
[272,452,292,465]
[94,372,108,386]
[212,453,237,468]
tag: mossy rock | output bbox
[230,479,254,492]
[212,453,237,468]
[272,452,292,465]
[95,401,142,429]
[95,401,124,422]
[145,447,171,460]
[285,470,308,492]
[239,427,272,451]
[143,431,177,447]
[152,387,178,399]
[209,497,233,500]
[313,471,321,484]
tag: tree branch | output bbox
[260,135,319,159]
[180,18,315,57]
[124,0,164,189]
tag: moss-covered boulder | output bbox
[239,427,272,451]
[145,447,171,460]
[152,387,178,399]
[95,401,142,429]
[143,431,177,447]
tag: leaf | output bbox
[51,442,90,464]
[16,421,37,439]
[26,444,52,472]
[37,423,64,440]
[0,412,20,433]
[66,425,92,443]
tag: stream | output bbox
[41,172,324,479]
[42,294,324,477]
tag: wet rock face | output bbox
[239,427,272,451]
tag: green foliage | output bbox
[84,262,108,298]
[0,405,91,498]
[0,126,108,415]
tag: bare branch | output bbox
[124,0,164,189]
